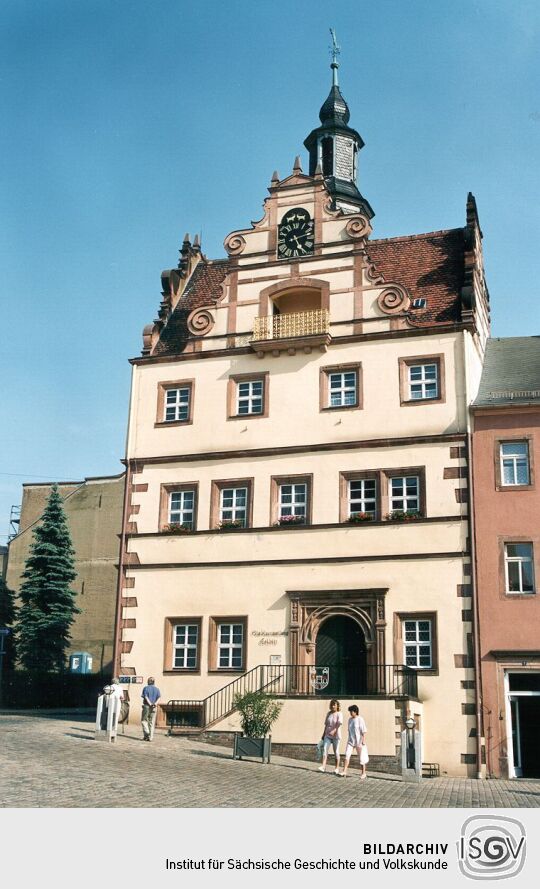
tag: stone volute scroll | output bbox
[223,233,246,256]
[377,284,411,316]
[345,215,372,241]
[187,307,215,336]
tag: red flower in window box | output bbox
[347,512,375,524]
[277,515,305,526]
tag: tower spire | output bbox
[303,32,374,218]
[329,27,340,87]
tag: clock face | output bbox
[277,208,314,259]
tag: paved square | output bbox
[1,713,540,808]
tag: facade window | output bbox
[237,380,263,415]
[164,387,190,422]
[408,363,438,400]
[164,616,202,672]
[320,364,362,411]
[279,483,307,521]
[220,487,248,526]
[505,543,535,594]
[218,622,244,669]
[398,356,444,405]
[160,483,198,532]
[227,373,268,419]
[390,476,419,513]
[403,619,433,669]
[500,442,530,486]
[329,371,357,407]
[156,379,194,426]
[349,478,377,517]
[169,490,195,529]
[173,623,199,668]
[340,468,425,522]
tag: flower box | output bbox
[218,520,245,531]
[277,515,305,526]
[163,523,192,534]
[385,511,422,522]
[347,512,375,524]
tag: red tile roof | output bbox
[366,228,464,326]
[152,227,465,355]
[153,259,231,355]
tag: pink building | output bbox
[472,337,540,778]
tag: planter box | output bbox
[233,733,272,763]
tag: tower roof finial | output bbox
[329,27,340,87]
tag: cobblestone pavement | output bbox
[1,713,540,808]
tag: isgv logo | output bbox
[458,816,526,880]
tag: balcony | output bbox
[251,309,331,357]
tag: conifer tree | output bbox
[16,485,80,672]
[0,575,17,671]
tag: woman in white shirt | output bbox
[340,704,368,778]
[318,699,343,774]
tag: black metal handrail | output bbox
[166,663,417,732]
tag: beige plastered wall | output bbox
[128,333,467,460]
[124,554,472,775]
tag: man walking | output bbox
[141,676,161,741]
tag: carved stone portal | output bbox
[286,588,388,690]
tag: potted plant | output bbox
[164,522,192,534]
[232,690,283,763]
[386,510,422,522]
[218,519,244,531]
[277,514,305,526]
[347,511,375,523]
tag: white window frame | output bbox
[328,371,357,408]
[237,379,264,416]
[348,478,377,516]
[390,476,419,513]
[500,442,530,486]
[164,386,190,422]
[279,482,307,520]
[168,490,195,528]
[173,623,199,669]
[403,619,433,669]
[504,543,535,594]
[219,487,248,526]
[408,363,438,400]
[218,623,243,669]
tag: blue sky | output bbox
[1,0,539,542]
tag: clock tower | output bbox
[304,32,374,218]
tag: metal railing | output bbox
[165,663,417,732]
[252,309,330,342]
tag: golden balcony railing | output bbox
[252,309,330,342]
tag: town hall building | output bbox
[115,54,490,775]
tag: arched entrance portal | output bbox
[315,616,367,695]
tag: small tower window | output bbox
[321,136,333,177]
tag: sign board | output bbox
[269,655,282,665]
[119,676,132,684]
[0,628,11,636]
[131,676,143,684]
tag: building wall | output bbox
[121,176,484,776]
[472,408,540,777]
[6,475,125,673]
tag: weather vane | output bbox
[329,27,340,85]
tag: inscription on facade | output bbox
[335,136,353,179]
